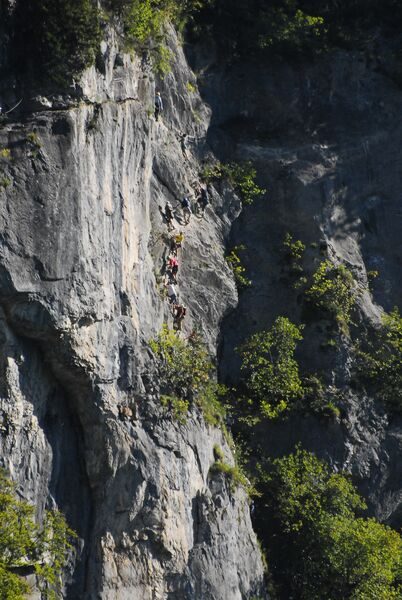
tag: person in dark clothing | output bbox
[155,91,163,121]
[181,196,192,224]
[165,201,174,230]
[173,304,186,331]
[197,185,209,216]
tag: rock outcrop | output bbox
[0,27,265,599]
[192,48,402,527]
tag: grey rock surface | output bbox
[0,28,265,600]
[193,48,402,525]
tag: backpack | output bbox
[182,197,190,209]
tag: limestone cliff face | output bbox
[0,28,265,599]
[191,47,402,526]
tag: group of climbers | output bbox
[155,90,212,333]
[163,228,188,331]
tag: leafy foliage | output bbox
[13,0,101,85]
[149,325,226,425]
[209,459,250,493]
[300,375,341,419]
[0,175,11,189]
[0,470,75,599]
[192,0,402,58]
[202,161,265,205]
[192,0,326,57]
[237,317,304,420]
[282,233,305,283]
[257,447,402,600]
[225,245,251,288]
[354,308,402,412]
[110,0,204,73]
[305,260,357,330]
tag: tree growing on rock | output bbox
[0,470,75,599]
[257,447,402,599]
[237,316,304,420]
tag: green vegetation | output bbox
[283,233,305,271]
[301,375,341,420]
[186,81,196,93]
[0,175,11,189]
[14,0,101,85]
[26,132,42,149]
[256,447,402,600]
[354,308,402,412]
[0,470,75,599]
[193,0,402,59]
[237,316,304,420]
[0,149,11,160]
[282,233,306,288]
[110,0,204,73]
[305,260,357,331]
[213,444,224,461]
[149,325,226,425]
[225,245,251,288]
[202,161,265,206]
[10,0,205,84]
[209,459,250,494]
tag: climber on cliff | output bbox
[165,282,178,305]
[164,201,174,231]
[167,255,179,283]
[197,185,209,216]
[155,91,163,121]
[173,304,186,331]
[181,196,192,225]
[170,231,184,255]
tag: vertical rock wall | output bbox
[0,28,266,599]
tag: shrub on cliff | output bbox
[202,161,266,205]
[149,325,226,425]
[0,470,75,599]
[257,447,402,599]
[109,0,205,72]
[236,316,304,420]
[354,307,402,412]
[305,260,357,332]
[13,0,101,85]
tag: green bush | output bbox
[258,8,325,53]
[192,0,402,58]
[213,444,224,461]
[209,460,250,493]
[300,375,341,419]
[111,0,204,73]
[282,233,305,280]
[0,470,75,599]
[354,307,402,411]
[237,316,304,420]
[202,161,265,205]
[192,0,326,57]
[257,447,402,600]
[0,175,11,189]
[305,260,357,331]
[14,0,101,85]
[225,245,251,288]
[149,325,226,425]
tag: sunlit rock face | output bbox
[0,27,266,600]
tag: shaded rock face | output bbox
[191,50,402,525]
[0,30,265,599]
